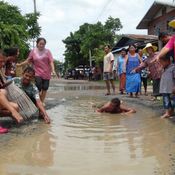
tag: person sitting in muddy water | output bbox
[13,67,50,124]
[96,97,136,114]
[0,51,23,126]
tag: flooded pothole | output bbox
[0,81,175,175]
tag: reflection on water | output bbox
[1,96,175,175]
[49,84,106,91]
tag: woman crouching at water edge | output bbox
[17,37,56,106]
[96,98,136,114]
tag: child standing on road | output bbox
[159,56,175,118]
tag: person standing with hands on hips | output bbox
[17,37,56,106]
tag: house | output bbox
[112,34,158,53]
[137,0,175,35]
[111,34,158,68]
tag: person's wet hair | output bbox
[36,37,46,45]
[111,98,121,107]
[23,66,35,75]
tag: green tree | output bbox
[63,32,83,69]
[0,1,41,59]
[25,12,41,41]
[63,16,122,68]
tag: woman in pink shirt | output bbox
[17,38,56,105]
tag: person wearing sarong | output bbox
[125,44,142,97]
[134,43,163,101]
[116,48,126,94]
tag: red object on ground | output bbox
[0,126,8,134]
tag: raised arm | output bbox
[156,47,171,61]
[16,59,29,67]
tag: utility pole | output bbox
[88,25,92,67]
[33,0,37,48]
[89,49,92,67]
[33,0,37,14]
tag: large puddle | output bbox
[0,83,175,175]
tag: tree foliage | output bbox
[25,12,41,40]
[0,1,41,59]
[63,16,122,69]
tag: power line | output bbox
[97,0,114,21]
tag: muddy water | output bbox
[0,81,175,175]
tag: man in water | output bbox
[13,67,50,124]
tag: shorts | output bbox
[162,93,175,109]
[103,72,114,81]
[35,76,50,91]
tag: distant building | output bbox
[112,34,158,53]
[137,0,175,35]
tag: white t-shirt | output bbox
[103,52,114,72]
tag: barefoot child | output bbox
[159,56,175,118]
[13,67,50,124]
[96,97,136,114]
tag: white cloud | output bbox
[4,0,154,61]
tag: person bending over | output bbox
[13,67,50,124]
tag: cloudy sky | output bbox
[5,0,155,61]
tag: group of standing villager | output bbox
[0,37,56,133]
[102,18,175,119]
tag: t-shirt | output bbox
[28,48,53,80]
[144,53,162,79]
[159,64,175,94]
[117,55,126,75]
[103,52,114,73]
[165,35,175,62]
[13,77,40,102]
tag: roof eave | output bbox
[136,1,175,29]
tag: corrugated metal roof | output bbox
[112,34,158,53]
[137,0,175,29]
[125,34,157,40]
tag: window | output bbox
[162,7,166,15]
